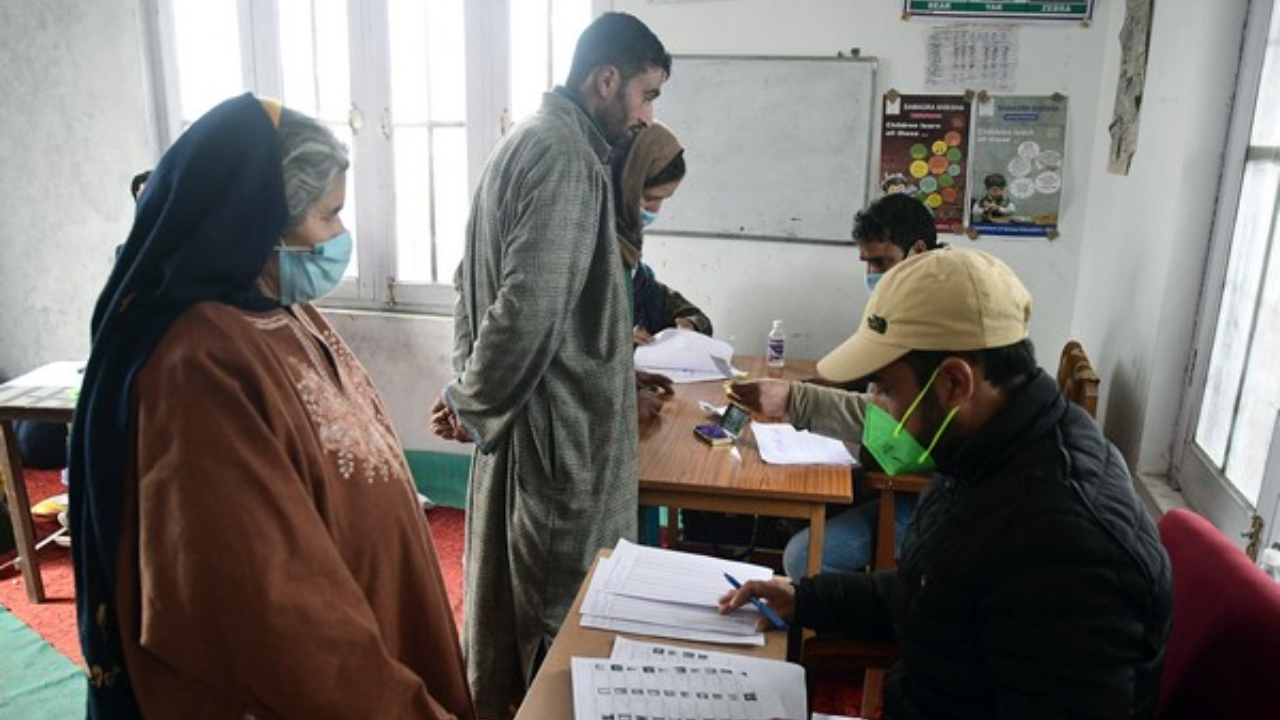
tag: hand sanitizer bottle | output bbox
[766,319,786,371]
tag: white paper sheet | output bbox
[571,656,786,720]
[576,541,778,647]
[6,361,84,388]
[582,562,762,636]
[611,638,808,720]
[579,613,767,647]
[601,539,774,606]
[750,423,856,466]
[634,329,740,383]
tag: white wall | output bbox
[1073,0,1248,474]
[0,0,1249,490]
[326,312,460,453]
[624,0,1102,367]
[0,1,156,380]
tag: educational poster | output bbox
[879,93,972,234]
[967,94,1068,239]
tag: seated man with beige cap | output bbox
[720,248,1172,719]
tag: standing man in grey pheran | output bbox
[431,12,671,719]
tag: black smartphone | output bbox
[694,402,751,446]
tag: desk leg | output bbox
[0,421,45,603]
[806,504,825,577]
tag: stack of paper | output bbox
[750,422,857,466]
[634,328,740,383]
[579,540,774,646]
[570,637,807,720]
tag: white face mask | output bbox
[639,207,659,228]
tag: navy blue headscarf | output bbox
[69,93,288,718]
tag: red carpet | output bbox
[2,469,866,716]
[0,469,81,666]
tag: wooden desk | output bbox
[514,551,787,720]
[0,361,82,603]
[638,356,853,576]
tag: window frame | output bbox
[146,0,601,315]
[1172,0,1279,542]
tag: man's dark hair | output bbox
[984,173,1008,189]
[130,170,152,201]
[902,338,1038,394]
[852,193,938,255]
[566,12,671,88]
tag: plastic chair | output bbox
[1155,508,1280,719]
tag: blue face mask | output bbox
[865,271,884,293]
[277,230,353,306]
[639,207,660,228]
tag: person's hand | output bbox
[633,325,654,346]
[430,394,472,443]
[636,370,674,397]
[636,370,672,424]
[717,577,796,632]
[727,379,790,418]
[637,389,665,424]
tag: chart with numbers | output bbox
[570,658,785,720]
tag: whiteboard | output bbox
[654,55,877,244]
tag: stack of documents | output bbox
[634,329,740,383]
[579,540,775,646]
[750,422,857,466]
[571,637,807,720]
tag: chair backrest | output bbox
[1057,340,1100,418]
[1156,509,1280,719]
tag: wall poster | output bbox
[879,92,972,234]
[967,93,1068,239]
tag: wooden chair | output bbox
[802,341,1102,717]
[1057,340,1100,418]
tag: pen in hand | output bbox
[723,573,789,630]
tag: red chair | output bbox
[1156,508,1280,719]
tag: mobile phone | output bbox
[694,423,733,446]
[694,402,751,446]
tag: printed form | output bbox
[578,540,776,646]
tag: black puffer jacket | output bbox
[796,369,1172,719]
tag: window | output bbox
[152,0,593,311]
[1176,0,1280,549]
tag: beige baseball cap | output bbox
[816,248,1032,382]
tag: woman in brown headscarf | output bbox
[609,122,713,345]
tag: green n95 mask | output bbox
[861,367,958,475]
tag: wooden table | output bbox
[0,361,82,603]
[513,551,788,720]
[638,356,853,576]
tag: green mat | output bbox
[406,450,471,509]
[0,605,85,718]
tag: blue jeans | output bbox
[782,493,919,579]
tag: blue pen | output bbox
[723,572,789,630]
